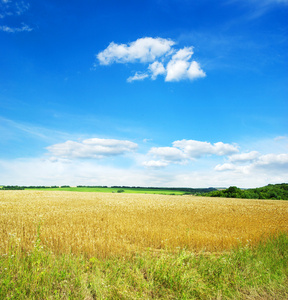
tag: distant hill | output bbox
[202,183,288,200]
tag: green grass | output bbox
[25,187,186,195]
[1,233,288,299]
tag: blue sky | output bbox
[0,0,287,187]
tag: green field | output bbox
[25,187,186,195]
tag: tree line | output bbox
[201,183,288,200]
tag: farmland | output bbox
[1,190,288,299]
[24,186,187,195]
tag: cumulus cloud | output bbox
[255,153,288,169]
[148,146,188,162]
[215,153,288,174]
[214,163,236,171]
[1,154,286,188]
[46,138,138,159]
[165,47,206,82]
[148,61,166,80]
[142,160,169,168]
[1,136,287,188]
[228,151,260,162]
[144,139,238,168]
[97,37,175,65]
[96,37,206,83]
[173,140,239,157]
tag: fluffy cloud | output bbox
[143,139,238,168]
[142,160,169,168]
[46,138,138,159]
[97,37,175,65]
[228,151,260,162]
[96,37,206,83]
[173,140,238,157]
[166,47,206,81]
[1,137,287,188]
[255,153,288,169]
[1,154,286,188]
[148,146,188,162]
[215,153,288,174]
[148,61,166,80]
[214,163,236,171]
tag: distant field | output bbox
[25,187,186,195]
[1,190,287,257]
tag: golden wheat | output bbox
[1,190,287,257]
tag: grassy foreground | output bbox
[1,233,288,299]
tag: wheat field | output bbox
[1,190,287,257]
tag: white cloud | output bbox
[145,139,239,167]
[229,151,260,162]
[97,37,175,65]
[142,160,169,168]
[173,140,239,157]
[0,158,153,187]
[148,146,188,163]
[0,23,32,32]
[274,136,287,141]
[46,138,138,159]
[96,37,206,83]
[165,47,195,82]
[214,163,236,171]
[127,72,149,83]
[148,61,166,80]
[255,153,288,169]
[166,59,190,82]
[1,136,287,188]
[1,154,287,188]
[143,138,152,143]
[187,61,206,80]
[0,1,32,32]
[215,153,288,175]
[15,1,30,15]
[0,1,30,16]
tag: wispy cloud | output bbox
[1,0,30,16]
[226,0,288,19]
[96,37,206,83]
[0,23,32,32]
[0,0,32,32]
[127,72,149,83]
[0,117,73,143]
